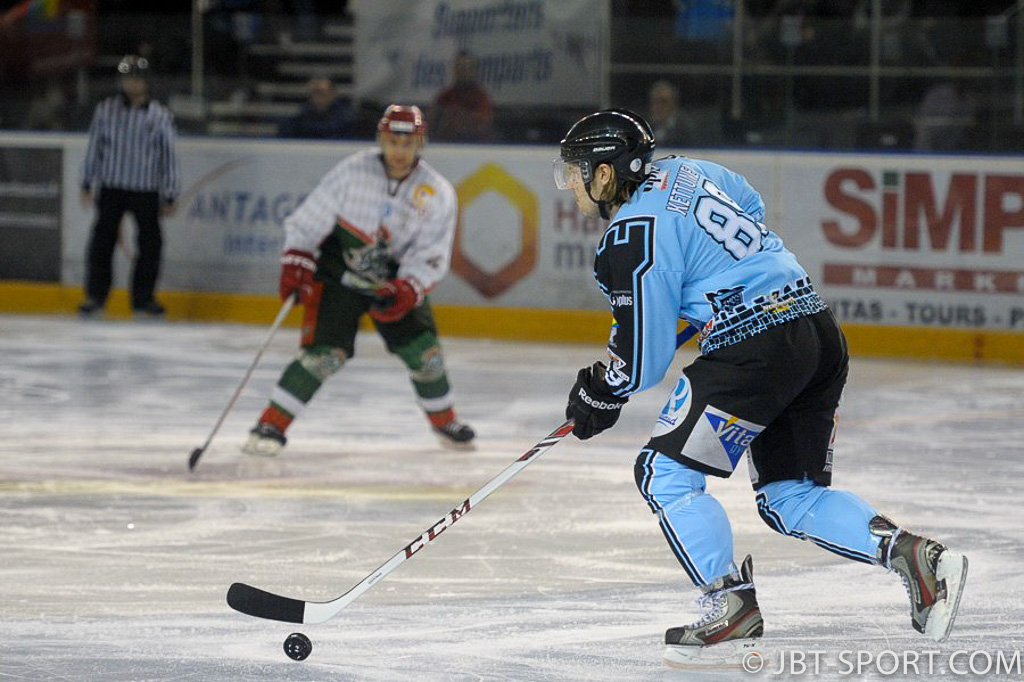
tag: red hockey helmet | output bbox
[378,104,427,137]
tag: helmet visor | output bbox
[552,158,586,190]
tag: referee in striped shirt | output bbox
[79,55,180,317]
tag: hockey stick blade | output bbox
[187,447,204,471]
[227,582,305,623]
[226,419,576,624]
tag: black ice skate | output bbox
[133,301,166,317]
[78,299,103,318]
[433,420,476,449]
[871,515,968,642]
[663,554,764,670]
[242,423,287,457]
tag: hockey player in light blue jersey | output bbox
[555,109,968,669]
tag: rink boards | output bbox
[0,133,1021,364]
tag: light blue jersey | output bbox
[595,155,826,397]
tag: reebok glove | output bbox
[565,361,628,440]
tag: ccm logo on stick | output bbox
[404,499,473,558]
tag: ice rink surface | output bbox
[1,313,1023,681]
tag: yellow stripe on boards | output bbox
[0,282,1020,364]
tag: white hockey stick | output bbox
[226,419,576,624]
[187,296,296,471]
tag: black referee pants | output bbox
[85,187,163,308]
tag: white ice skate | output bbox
[242,423,287,457]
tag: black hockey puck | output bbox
[283,632,312,661]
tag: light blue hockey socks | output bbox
[756,478,882,564]
[634,449,735,587]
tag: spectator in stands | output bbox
[913,57,977,152]
[428,50,496,142]
[647,79,693,148]
[279,77,354,139]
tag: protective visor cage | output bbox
[378,105,426,136]
[387,120,418,134]
[552,158,590,190]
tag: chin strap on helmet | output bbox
[583,175,613,220]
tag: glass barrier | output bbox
[0,5,1021,152]
[611,12,1023,152]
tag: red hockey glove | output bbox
[369,278,423,323]
[279,249,316,305]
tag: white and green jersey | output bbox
[282,148,458,291]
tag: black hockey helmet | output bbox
[556,108,656,189]
[117,55,149,77]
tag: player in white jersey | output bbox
[555,109,967,668]
[244,105,475,456]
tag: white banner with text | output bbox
[7,133,1014,335]
[351,0,604,107]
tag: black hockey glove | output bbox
[566,361,628,440]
